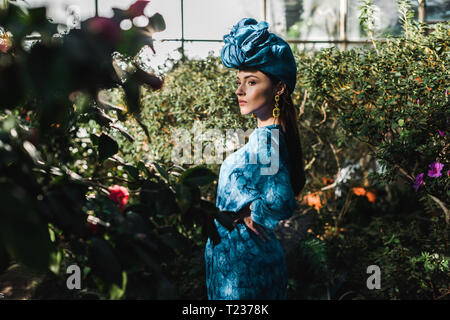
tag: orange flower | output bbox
[352,187,366,196]
[414,77,422,84]
[353,187,376,203]
[305,192,322,211]
[365,191,376,203]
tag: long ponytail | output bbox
[279,91,306,197]
[250,69,306,197]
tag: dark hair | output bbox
[263,72,306,197]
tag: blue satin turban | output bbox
[221,18,297,93]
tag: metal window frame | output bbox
[153,0,448,58]
[22,0,449,52]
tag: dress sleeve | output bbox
[247,127,297,230]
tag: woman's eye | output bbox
[249,81,256,85]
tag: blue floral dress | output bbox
[205,124,297,300]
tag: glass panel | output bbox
[144,0,182,40]
[426,0,450,21]
[20,0,95,23]
[146,40,183,73]
[372,0,413,38]
[183,41,222,60]
[97,0,135,17]
[289,0,341,41]
[267,0,302,37]
[183,0,263,40]
[20,0,182,40]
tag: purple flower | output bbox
[438,129,445,137]
[446,89,448,96]
[427,162,444,178]
[447,170,450,177]
[413,173,424,192]
[417,99,420,104]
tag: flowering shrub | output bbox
[285,2,449,299]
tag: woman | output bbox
[205,18,306,300]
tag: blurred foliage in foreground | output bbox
[0,0,226,299]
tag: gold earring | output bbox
[251,113,255,118]
[273,94,280,118]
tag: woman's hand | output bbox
[233,204,270,242]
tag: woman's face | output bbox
[235,69,275,116]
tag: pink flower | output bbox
[447,170,450,177]
[413,173,424,192]
[438,129,445,137]
[427,161,444,178]
[417,99,420,104]
[108,185,129,211]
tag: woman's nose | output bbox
[235,84,245,96]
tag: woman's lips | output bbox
[239,101,247,106]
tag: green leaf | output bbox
[124,211,151,235]
[90,133,99,145]
[0,188,52,273]
[179,166,217,187]
[137,161,152,177]
[98,133,118,161]
[49,249,62,275]
[155,187,179,216]
[109,271,127,300]
[152,162,170,183]
[147,13,166,34]
[88,237,123,286]
[175,183,191,214]
[124,164,140,180]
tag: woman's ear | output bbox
[275,82,286,96]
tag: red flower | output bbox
[126,0,150,18]
[108,185,129,211]
[86,17,121,45]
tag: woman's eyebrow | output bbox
[236,75,259,80]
